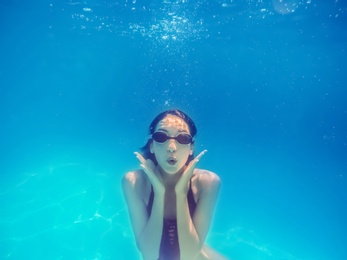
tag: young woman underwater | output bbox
[122,109,226,260]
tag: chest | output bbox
[144,179,199,219]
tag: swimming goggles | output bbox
[152,132,193,145]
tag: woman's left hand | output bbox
[175,150,207,195]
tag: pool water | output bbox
[1,0,346,259]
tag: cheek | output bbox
[179,146,193,159]
[152,144,167,160]
[152,143,164,152]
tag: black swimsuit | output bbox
[147,181,197,260]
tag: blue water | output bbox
[1,0,346,259]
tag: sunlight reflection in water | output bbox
[1,163,137,259]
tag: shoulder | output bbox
[193,169,221,193]
[122,170,148,196]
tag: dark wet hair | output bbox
[140,109,197,165]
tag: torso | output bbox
[140,169,202,219]
[126,168,219,260]
[144,171,199,260]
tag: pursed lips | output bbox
[167,157,177,165]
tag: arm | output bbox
[122,171,165,260]
[176,171,221,259]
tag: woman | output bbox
[122,109,226,260]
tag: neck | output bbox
[158,166,186,187]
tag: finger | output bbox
[186,150,207,171]
[134,152,143,160]
[140,164,159,185]
[139,164,153,177]
[194,149,208,162]
[134,152,146,164]
[183,150,208,178]
[146,158,155,168]
[136,153,154,169]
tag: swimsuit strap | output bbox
[187,180,196,217]
[147,185,154,216]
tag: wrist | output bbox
[153,186,165,197]
[175,183,189,196]
[175,190,188,198]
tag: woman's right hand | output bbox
[134,152,165,195]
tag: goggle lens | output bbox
[152,132,192,145]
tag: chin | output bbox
[166,170,178,175]
[160,164,184,175]
[162,167,179,175]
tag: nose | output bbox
[167,139,177,153]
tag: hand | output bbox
[134,152,165,195]
[175,150,207,195]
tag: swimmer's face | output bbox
[150,114,193,174]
